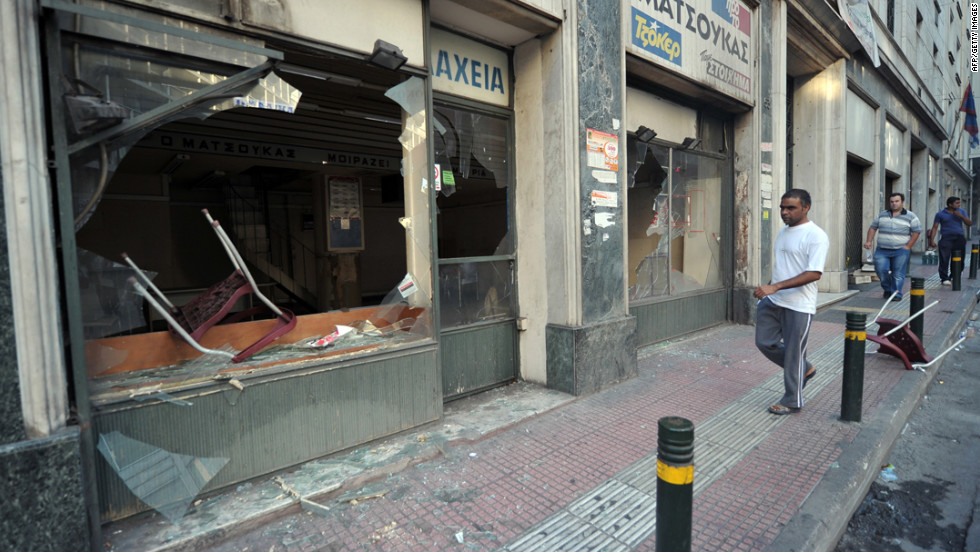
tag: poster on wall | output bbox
[628,0,754,105]
[327,176,364,251]
[586,128,619,171]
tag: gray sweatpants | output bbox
[755,297,814,409]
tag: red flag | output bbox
[961,84,979,147]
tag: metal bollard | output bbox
[970,244,978,280]
[657,416,694,552]
[841,312,866,423]
[909,277,925,343]
[952,250,963,291]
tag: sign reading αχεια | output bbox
[430,28,510,107]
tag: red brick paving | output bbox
[195,261,977,552]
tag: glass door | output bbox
[433,103,517,400]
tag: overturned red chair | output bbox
[123,209,296,363]
[865,318,932,370]
[864,292,935,370]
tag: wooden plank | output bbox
[85,306,426,377]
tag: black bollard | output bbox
[841,312,866,423]
[952,250,963,291]
[909,277,925,343]
[657,416,694,552]
[970,244,978,280]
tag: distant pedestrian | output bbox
[927,196,974,285]
[754,189,830,415]
[863,193,921,301]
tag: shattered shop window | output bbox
[627,143,724,301]
[79,77,434,405]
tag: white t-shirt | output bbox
[768,221,830,314]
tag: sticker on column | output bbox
[591,190,618,207]
[397,273,418,298]
[595,212,615,228]
[586,128,619,171]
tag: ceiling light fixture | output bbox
[680,137,701,150]
[368,39,408,71]
[636,125,657,143]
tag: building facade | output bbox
[0,0,975,549]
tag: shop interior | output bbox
[65,38,450,400]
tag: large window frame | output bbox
[432,94,516,332]
[47,8,438,406]
[627,130,733,306]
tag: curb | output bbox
[765,286,978,552]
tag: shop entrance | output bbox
[434,102,517,400]
[625,115,734,347]
[845,161,866,270]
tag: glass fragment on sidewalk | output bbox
[97,431,229,523]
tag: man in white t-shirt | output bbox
[754,189,830,415]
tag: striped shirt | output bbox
[870,208,922,250]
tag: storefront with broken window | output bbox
[623,0,752,345]
[11,0,570,535]
[42,0,441,524]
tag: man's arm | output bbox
[864,227,876,250]
[928,222,940,248]
[955,209,974,227]
[904,232,920,250]
[753,271,822,299]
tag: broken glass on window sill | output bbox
[87,305,432,405]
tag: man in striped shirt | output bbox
[864,193,922,301]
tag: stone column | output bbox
[0,0,68,441]
[545,0,636,396]
[0,2,91,550]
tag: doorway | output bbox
[434,102,518,400]
[845,161,866,270]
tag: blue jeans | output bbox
[873,247,910,297]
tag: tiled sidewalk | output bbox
[106,258,979,552]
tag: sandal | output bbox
[803,368,816,389]
[768,404,801,415]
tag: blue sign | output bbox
[631,7,682,66]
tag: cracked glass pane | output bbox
[670,150,724,293]
[77,248,155,339]
[434,106,510,258]
[628,145,669,300]
[64,25,300,230]
[628,143,724,300]
[438,260,514,329]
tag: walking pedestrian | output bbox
[927,197,974,285]
[754,189,830,415]
[863,192,921,301]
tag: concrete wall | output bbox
[791,60,848,293]
[514,37,548,384]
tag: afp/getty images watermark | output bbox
[973,3,979,72]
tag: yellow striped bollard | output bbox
[657,416,694,552]
[841,312,866,422]
[952,250,963,291]
[909,277,925,342]
[969,243,978,279]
